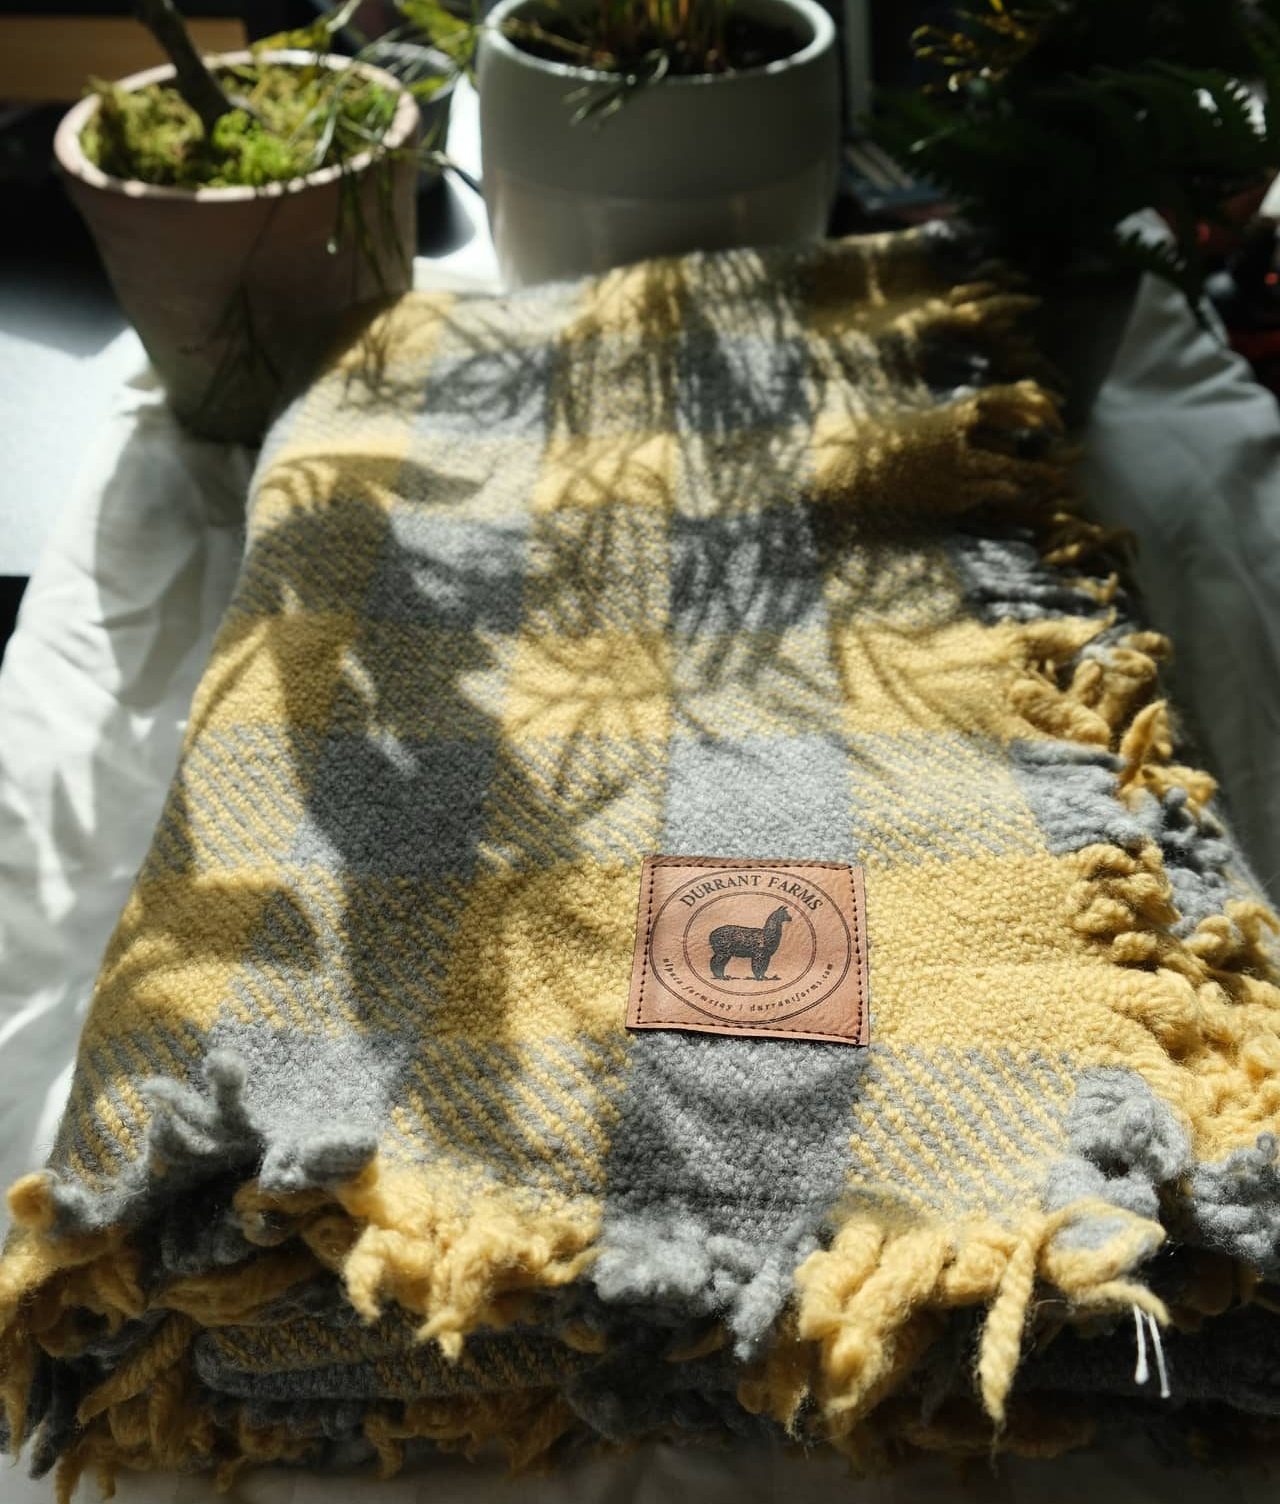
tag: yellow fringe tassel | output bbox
[764,1198,1168,1441]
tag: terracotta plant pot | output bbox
[478,0,840,287]
[55,51,420,443]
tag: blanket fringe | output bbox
[813,378,1070,520]
[1,1158,597,1492]
[878,1392,1098,1462]
[742,1199,1166,1440]
[362,1391,575,1479]
[51,1380,574,1502]
[1006,599,1280,1157]
[932,331,1280,1156]
[323,1160,598,1360]
[966,349,1280,1268]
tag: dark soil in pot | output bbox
[509,10,803,73]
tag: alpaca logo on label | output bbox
[626,858,870,1046]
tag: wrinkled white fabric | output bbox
[1,264,1277,1500]
[0,367,251,1208]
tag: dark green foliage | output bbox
[872,0,1280,300]
[399,0,485,75]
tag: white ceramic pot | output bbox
[55,51,420,443]
[478,0,839,287]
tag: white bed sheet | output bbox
[1,267,1278,1502]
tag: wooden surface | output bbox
[0,15,248,102]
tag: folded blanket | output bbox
[4,228,1280,1499]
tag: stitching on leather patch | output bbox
[625,856,870,1045]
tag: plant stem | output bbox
[134,0,235,134]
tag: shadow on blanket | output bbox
[4,231,1280,1498]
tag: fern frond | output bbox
[1111,226,1206,320]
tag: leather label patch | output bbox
[626,857,869,1045]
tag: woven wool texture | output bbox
[4,229,1280,1496]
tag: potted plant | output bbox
[366,37,457,188]
[870,0,1280,414]
[407,0,839,286]
[53,0,423,442]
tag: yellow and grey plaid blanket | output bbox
[5,229,1280,1496]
